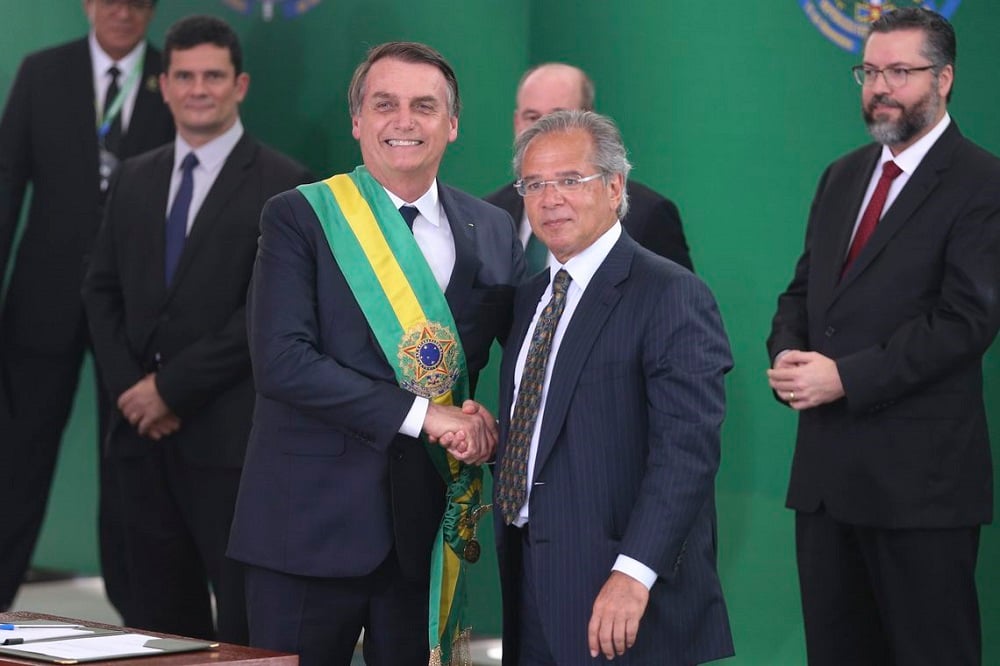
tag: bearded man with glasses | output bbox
[768,8,1000,665]
[0,0,173,616]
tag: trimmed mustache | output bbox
[868,94,903,111]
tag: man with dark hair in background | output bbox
[83,15,311,643]
[228,41,523,666]
[0,0,174,615]
[768,8,1000,665]
[486,63,693,274]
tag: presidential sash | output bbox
[298,166,487,666]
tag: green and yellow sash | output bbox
[298,166,487,666]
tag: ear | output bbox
[606,172,624,213]
[235,72,250,103]
[159,72,168,103]
[448,115,458,143]
[937,63,954,101]
[351,114,361,141]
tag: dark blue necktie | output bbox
[399,204,419,231]
[165,152,198,286]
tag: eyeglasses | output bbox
[514,173,604,197]
[851,65,935,88]
[97,0,155,11]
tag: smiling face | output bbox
[351,57,458,201]
[861,28,952,153]
[521,128,622,264]
[159,43,249,147]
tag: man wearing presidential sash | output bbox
[228,42,524,666]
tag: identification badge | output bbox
[98,148,120,193]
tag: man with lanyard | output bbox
[228,41,524,665]
[0,0,173,614]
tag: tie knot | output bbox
[552,268,571,296]
[881,160,903,180]
[399,205,419,230]
[180,152,199,173]
[107,65,121,82]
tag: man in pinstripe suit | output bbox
[491,110,734,664]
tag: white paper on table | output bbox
[1,628,91,641]
[1,633,162,659]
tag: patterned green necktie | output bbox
[496,268,572,524]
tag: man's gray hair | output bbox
[513,110,632,218]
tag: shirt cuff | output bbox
[612,555,657,590]
[400,396,429,438]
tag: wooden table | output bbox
[0,612,297,666]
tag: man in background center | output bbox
[486,63,693,274]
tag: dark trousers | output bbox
[0,343,126,615]
[509,525,558,666]
[245,552,428,666]
[796,509,981,666]
[116,446,247,644]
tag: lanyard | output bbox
[96,50,144,139]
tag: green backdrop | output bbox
[2,2,999,663]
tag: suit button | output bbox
[824,326,836,337]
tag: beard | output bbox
[863,83,942,147]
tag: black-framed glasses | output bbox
[514,173,604,197]
[851,65,936,88]
[97,0,155,11]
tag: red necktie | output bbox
[842,160,903,276]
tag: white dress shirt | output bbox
[166,119,245,235]
[382,182,457,437]
[89,33,145,133]
[847,113,952,251]
[509,222,658,589]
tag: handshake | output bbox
[423,400,497,465]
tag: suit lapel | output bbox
[531,236,632,476]
[165,134,257,298]
[836,124,959,295]
[64,40,101,182]
[810,146,879,310]
[439,184,483,315]
[119,44,166,158]
[135,146,174,356]
[498,271,548,458]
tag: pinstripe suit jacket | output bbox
[493,233,735,665]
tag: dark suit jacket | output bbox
[485,179,694,270]
[82,133,312,468]
[227,184,524,583]
[768,122,1000,528]
[0,38,174,355]
[494,233,733,665]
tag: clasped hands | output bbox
[423,400,496,465]
[117,373,181,441]
[766,350,845,410]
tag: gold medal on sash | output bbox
[398,321,460,398]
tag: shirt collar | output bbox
[173,118,245,174]
[383,180,443,228]
[89,32,146,81]
[879,112,951,175]
[551,221,622,291]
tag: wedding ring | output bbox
[788,391,795,401]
